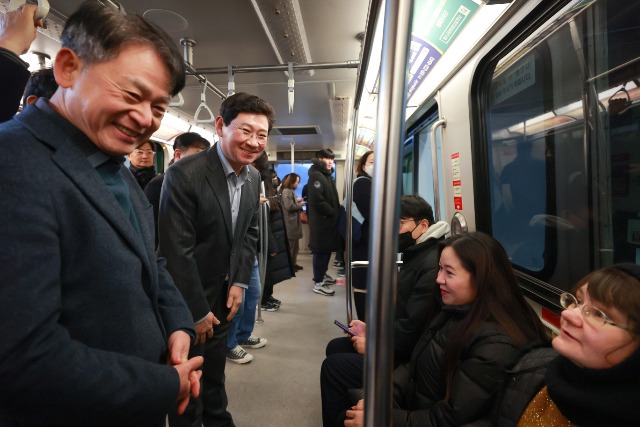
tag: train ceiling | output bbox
[12,0,370,155]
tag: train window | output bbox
[273,162,336,199]
[402,137,415,195]
[482,0,640,291]
[407,112,445,219]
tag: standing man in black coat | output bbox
[159,92,275,427]
[307,148,340,296]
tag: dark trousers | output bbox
[263,280,274,300]
[312,251,331,283]
[169,289,235,427]
[320,339,364,427]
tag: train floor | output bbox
[225,252,348,427]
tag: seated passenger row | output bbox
[322,213,640,426]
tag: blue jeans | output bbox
[227,257,261,349]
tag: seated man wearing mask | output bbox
[320,195,450,427]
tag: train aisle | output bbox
[226,253,348,427]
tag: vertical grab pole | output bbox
[256,181,269,324]
[344,109,360,323]
[364,0,413,425]
[290,138,295,173]
[430,116,446,222]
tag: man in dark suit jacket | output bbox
[159,92,275,427]
[0,3,202,426]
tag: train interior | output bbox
[3,0,640,425]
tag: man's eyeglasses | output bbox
[230,123,268,145]
[133,149,155,156]
[559,292,628,330]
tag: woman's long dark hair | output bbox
[282,173,300,190]
[433,232,548,400]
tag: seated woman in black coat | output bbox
[491,263,640,427]
[343,232,547,427]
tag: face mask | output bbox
[363,164,374,177]
[397,224,419,252]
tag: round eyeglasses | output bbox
[230,123,268,145]
[132,149,155,156]
[559,292,628,330]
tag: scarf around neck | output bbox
[129,165,156,189]
[545,348,640,426]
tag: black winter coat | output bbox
[352,174,372,290]
[493,345,558,426]
[394,237,442,365]
[0,48,30,123]
[392,303,521,427]
[265,209,294,286]
[307,159,341,252]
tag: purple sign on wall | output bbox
[407,35,442,101]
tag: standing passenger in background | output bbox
[281,172,305,271]
[308,148,341,296]
[129,140,157,190]
[145,132,211,248]
[0,2,203,425]
[350,150,374,320]
[159,92,274,427]
[22,68,58,107]
[0,3,41,122]
[254,153,294,310]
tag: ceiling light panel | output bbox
[250,0,312,75]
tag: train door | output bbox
[473,0,640,309]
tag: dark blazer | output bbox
[0,100,194,426]
[0,47,30,122]
[158,144,260,321]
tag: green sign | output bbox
[408,0,480,100]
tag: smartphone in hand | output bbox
[334,320,356,337]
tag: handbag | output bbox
[300,211,308,224]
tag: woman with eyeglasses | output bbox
[489,263,640,427]
[343,232,547,427]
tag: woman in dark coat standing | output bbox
[351,151,374,320]
[257,164,294,311]
[280,173,304,271]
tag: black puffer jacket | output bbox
[265,209,294,286]
[307,159,340,252]
[394,236,442,365]
[392,303,521,427]
[493,345,557,426]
